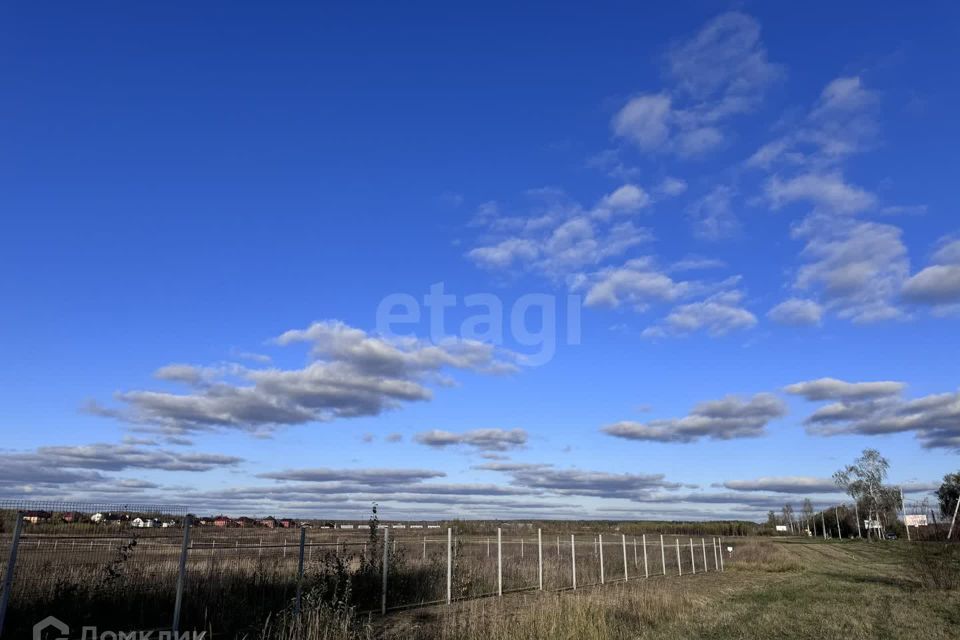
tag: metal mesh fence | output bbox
[0,502,731,638]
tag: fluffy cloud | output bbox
[612,94,672,151]
[767,298,823,326]
[642,290,757,337]
[790,216,909,323]
[467,188,652,279]
[791,379,960,451]
[613,12,781,157]
[903,237,960,306]
[602,393,787,443]
[765,172,876,214]
[414,428,528,452]
[95,321,517,435]
[747,76,878,170]
[784,377,905,401]
[580,258,690,309]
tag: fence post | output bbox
[521,536,524,558]
[423,536,426,560]
[633,536,638,568]
[0,512,24,637]
[486,537,490,557]
[713,537,719,570]
[381,528,389,614]
[949,494,960,540]
[675,539,682,576]
[171,514,192,635]
[622,534,628,582]
[537,529,543,591]
[556,535,559,556]
[598,533,605,584]
[642,534,648,578]
[295,526,306,616]
[701,538,707,572]
[497,528,503,596]
[821,512,827,539]
[718,537,724,571]
[836,508,843,540]
[446,527,452,605]
[689,538,696,574]
[570,534,577,590]
[660,534,666,576]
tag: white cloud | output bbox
[468,238,539,269]
[656,177,688,197]
[721,476,837,494]
[595,184,651,217]
[466,188,654,280]
[686,185,738,240]
[612,93,673,150]
[603,393,787,443]
[767,298,823,326]
[612,12,781,157]
[765,172,876,214]
[580,258,690,309]
[747,76,878,170]
[796,382,960,451]
[643,290,757,337]
[813,76,876,116]
[95,321,518,435]
[784,377,905,401]
[414,428,528,452]
[903,237,960,305]
[666,12,783,103]
[791,216,909,323]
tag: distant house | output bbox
[61,512,83,524]
[213,515,233,528]
[338,524,354,529]
[131,517,161,528]
[236,516,255,528]
[23,510,52,524]
[260,516,278,529]
[278,518,295,528]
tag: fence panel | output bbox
[1,503,738,636]
[0,500,188,638]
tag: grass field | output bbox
[267,538,959,640]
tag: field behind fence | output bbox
[0,501,729,638]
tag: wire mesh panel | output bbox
[1,507,734,635]
[0,500,188,638]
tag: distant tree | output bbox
[781,503,796,533]
[766,510,778,529]
[802,499,814,533]
[936,472,960,518]
[834,448,890,539]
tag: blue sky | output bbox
[2,2,959,520]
